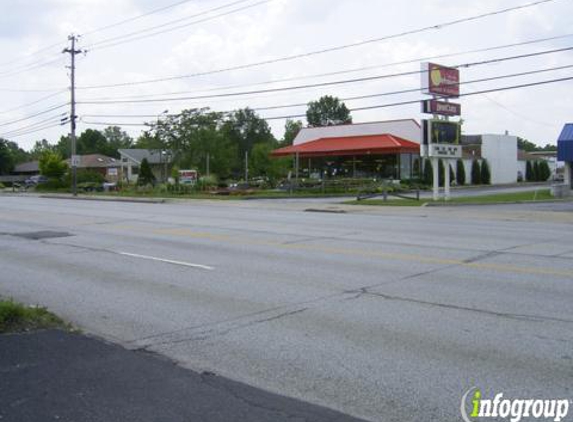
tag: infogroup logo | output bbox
[461,388,570,422]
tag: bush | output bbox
[481,159,491,185]
[0,182,5,189]
[438,159,445,187]
[456,159,466,186]
[34,179,67,192]
[526,161,533,182]
[423,159,433,186]
[471,159,481,185]
[0,299,66,333]
[533,161,540,182]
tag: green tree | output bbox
[30,139,56,160]
[537,160,551,181]
[282,119,303,146]
[306,95,352,127]
[0,139,15,175]
[471,159,481,185]
[456,159,466,186]
[135,131,164,149]
[481,159,491,185]
[77,129,109,156]
[438,159,445,187]
[533,161,540,182]
[39,152,68,179]
[151,108,239,179]
[423,159,433,186]
[222,108,275,175]
[137,158,155,186]
[102,126,133,157]
[525,161,533,182]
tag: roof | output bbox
[119,149,173,165]
[65,154,119,168]
[13,161,40,173]
[558,124,573,161]
[271,134,420,158]
[293,120,421,146]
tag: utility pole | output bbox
[63,34,83,196]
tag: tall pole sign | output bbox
[420,62,462,201]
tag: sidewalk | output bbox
[0,330,365,422]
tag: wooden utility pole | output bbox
[63,34,83,196]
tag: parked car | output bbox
[24,175,48,187]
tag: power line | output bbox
[77,0,562,90]
[88,32,573,101]
[0,103,69,128]
[0,122,63,139]
[86,0,266,51]
[81,0,201,37]
[78,75,573,127]
[0,90,68,114]
[80,63,573,119]
[0,115,66,138]
[78,46,573,104]
[263,76,573,120]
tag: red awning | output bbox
[271,134,420,158]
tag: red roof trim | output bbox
[271,134,420,158]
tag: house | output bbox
[66,154,121,181]
[271,120,421,180]
[12,161,40,177]
[118,149,174,183]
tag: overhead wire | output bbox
[77,46,573,104]
[77,0,563,90]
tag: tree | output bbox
[151,108,238,179]
[39,152,68,180]
[30,139,56,160]
[77,129,109,156]
[222,108,275,175]
[449,163,455,186]
[456,159,466,186]
[438,159,445,187]
[282,119,303,146]
[306,96,352,127]
[135,131,164,150]
[0,139,15,175]
[538,160,551,181]
[526,161,533,182]
[471,159,481,185]
[481,159,491,185]
[533,161,540,182]
[423,159,433,186]
[137,158,155,186]
[103,126,133,157]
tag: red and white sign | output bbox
[422,63,460,98]
[422,100,461,116]
[179,169,198,185]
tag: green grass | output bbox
[347,189,556,206]
[447,189,553,204]
[0,299,70,333]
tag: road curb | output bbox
[40,195,166,204]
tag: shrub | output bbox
[481,159,491,185]
[471,159,481,185]
[34,180,67,192]
[538,160,551,181]
[456,159,466,186]
[0,299,66,333]
[137,158,156,186]
[423,159,433,186]
[0,182,5,189]
[533,161,540,182]
[526,161,533,182]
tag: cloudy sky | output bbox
[0,0,571,150]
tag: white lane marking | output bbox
[118,252,214,271]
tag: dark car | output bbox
[24,175,49,187]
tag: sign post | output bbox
[421,62,462,201]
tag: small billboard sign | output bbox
[179,169,198,185]
[422,63,460,98]
[422,120,462,158]
[422,99,461,116]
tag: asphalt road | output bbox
[0,195,572,421]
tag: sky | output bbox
[0,0,571,151]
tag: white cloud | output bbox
[0,0,571,149]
